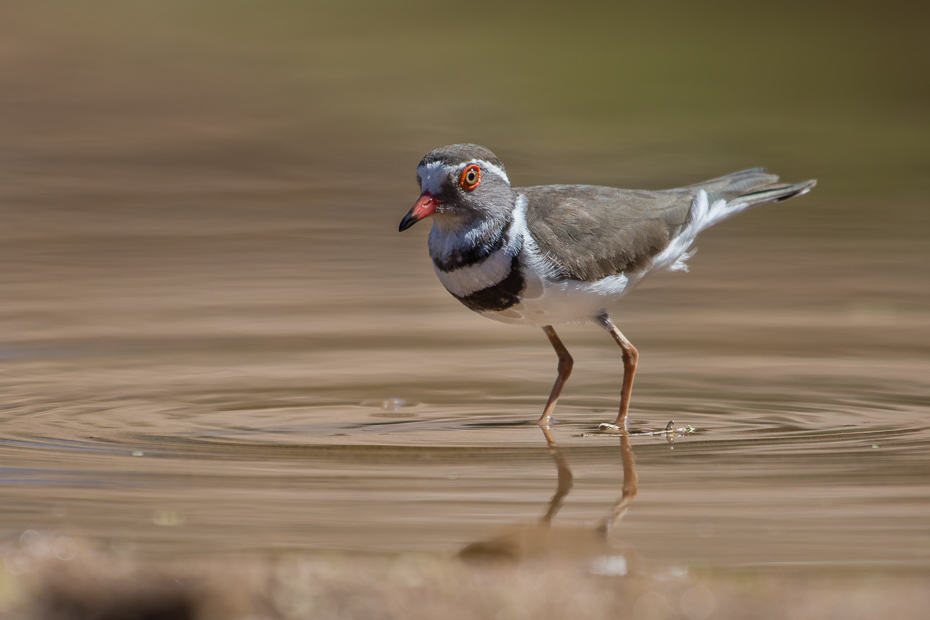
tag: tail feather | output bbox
[738,179,817,206]
[654,173,816,273]
[678,168,817,207]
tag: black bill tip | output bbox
[398,213,418,232]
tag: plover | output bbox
[399,144,815,432]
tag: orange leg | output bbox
[596,314,639,431]
[538,325,573,433]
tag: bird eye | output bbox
[459,165,481,190]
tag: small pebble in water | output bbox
[590,554,628,576]
[382,398,405,412]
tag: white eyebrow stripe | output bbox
[469,160,509,184]
[418,161,449,176]
[416,159,510,194]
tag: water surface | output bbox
[1,0,928,573]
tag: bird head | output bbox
[399,144,515,232]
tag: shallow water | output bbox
[1,1,929,574]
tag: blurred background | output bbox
[1,0,929,614]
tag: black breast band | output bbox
[453,254,525,312]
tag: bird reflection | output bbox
[460,426,638,561]
[538,426,575,527]
[539,425,638,533]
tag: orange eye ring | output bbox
[459,165,481,190]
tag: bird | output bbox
[399,144,815,433]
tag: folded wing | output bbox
[521,169,815,283]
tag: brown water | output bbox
[1,0,929,575]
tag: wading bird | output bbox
[399,144,815,432]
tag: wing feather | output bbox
[521,185,691,282]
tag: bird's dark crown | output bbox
[419,144,505,171]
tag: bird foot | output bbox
[598,420,697,436]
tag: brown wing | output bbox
[521,169,815,283]
[521,185,692,282]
